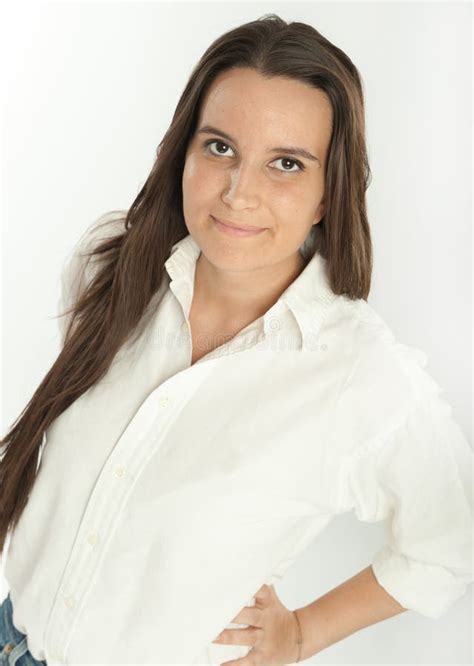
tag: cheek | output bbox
[268,185,308,222]
[182,155,201,192]
[269,189,318,241]
[183,155,221,198]
[271,177,322,217]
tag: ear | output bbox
[312,198,325,225]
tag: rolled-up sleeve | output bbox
[343,392,473,619]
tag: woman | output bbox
[0,13,472,666]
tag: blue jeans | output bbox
[0,594,47,665]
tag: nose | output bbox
[221,163,260,209]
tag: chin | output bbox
[204,240,266,272]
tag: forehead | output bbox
[197,67,333,150]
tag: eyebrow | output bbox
[196,124,321,166]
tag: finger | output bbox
[228,606,264,627]
[212,625,262,646]
[254,583,271,601]
[254,583,274,604]
[255,583,268,593]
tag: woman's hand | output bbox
[211,583,301,665]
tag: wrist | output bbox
[292,609,304,663]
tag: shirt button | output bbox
[159,397,169,407]
[87,531,99,546]
[63,595,75,608]
[3,643,13,655]
[114,465,126,477]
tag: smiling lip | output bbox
[211,215,266,237]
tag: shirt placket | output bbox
[42,356,220,664]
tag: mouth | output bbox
[211,215,267,238]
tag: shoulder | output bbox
[322,294,440,399]
[317,295,443,448]
[59,210,127,286]
[72,209,127,258]
[57,210,127,342]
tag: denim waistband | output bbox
[1,593,47,665]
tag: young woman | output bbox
[1,14,472,666]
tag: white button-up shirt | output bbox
[4,214,473,665]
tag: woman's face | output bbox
[182,67,333,273]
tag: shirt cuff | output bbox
[371,544,470,619]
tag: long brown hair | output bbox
[0,13,372,554]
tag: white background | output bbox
[0,1,472,664]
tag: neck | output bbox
[192,250,307,325]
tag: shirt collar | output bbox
[164,233,337,351]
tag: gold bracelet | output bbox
[292,609,303,663]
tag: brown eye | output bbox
[271,157,304,173]
[203,139,305,174]
[204,140,235,157]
